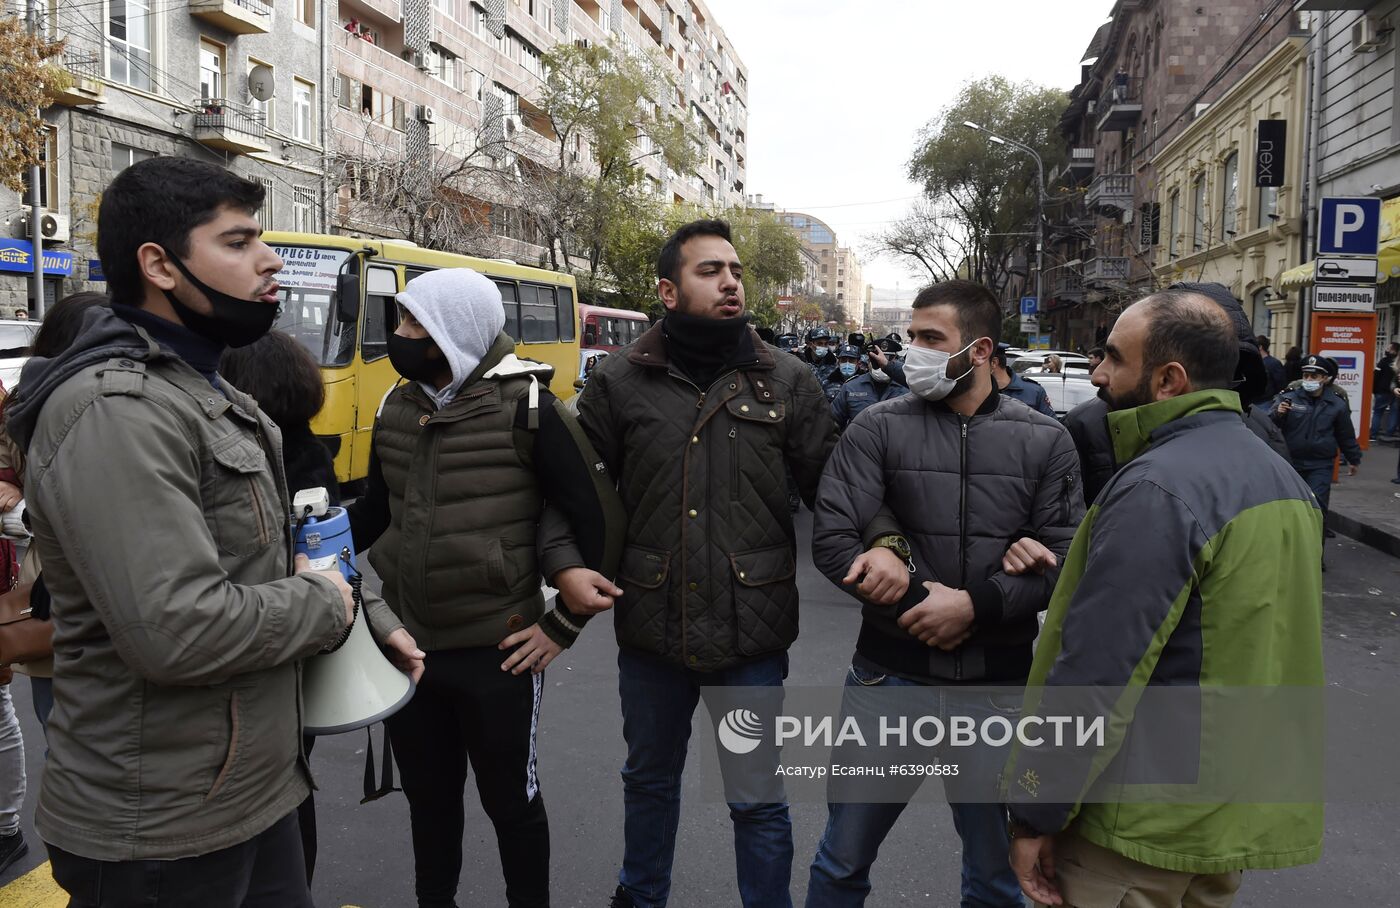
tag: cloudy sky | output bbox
[701,1,1114,305]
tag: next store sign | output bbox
[0,239,75,276]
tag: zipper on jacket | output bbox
[956,417,969,682]
[1060,475,1074,525]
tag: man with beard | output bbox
[808,280,1083,908]
[3,157,420,904]
[1004,289,1323,907]
[551,220,837,908]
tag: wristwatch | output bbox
[870,534,913,570]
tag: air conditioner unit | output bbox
[416,104,436,124]
[13,211,70,244]
[412,51,430,72]
[1352,16,1388,53]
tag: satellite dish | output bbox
[248,65,275,102]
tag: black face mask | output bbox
[162,252,279,348]
[387,332,444,383]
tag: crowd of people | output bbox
[0,155,1349,908]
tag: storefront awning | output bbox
[1278,239,1400,290]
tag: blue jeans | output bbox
[805,665,1025,908]
[1370,394,1396,437]
[617,647,793,908]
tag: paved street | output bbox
[2,513,1398,907]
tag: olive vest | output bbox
[369,337,549,650]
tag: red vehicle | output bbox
[579,304,651,353]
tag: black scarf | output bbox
[662,311,756,390]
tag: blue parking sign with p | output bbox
[1021,297,1038,316]
[1319,197,1381,256]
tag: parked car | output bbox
[0,319,39,393]
[1014,351,1092,374]
[1021,370,1099,418]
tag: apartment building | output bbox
[776,211,868,326]
[2,0,331,314]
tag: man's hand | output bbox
[0,481,21,512]
[843,547,909,605]
[499,624,563,675]
[897,582,974,650]
[294,553,354,627]
[1009,835,1062,906]
[868,347,889,369]
[383,628,425,683]
[1003,537,1058,576]
[1277,398,1293,414]
[553,567,623,616]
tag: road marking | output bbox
[0,861,67,907]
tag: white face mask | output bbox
[903,339,979,402]
[1301,379,1322,393]
[870,368,890,383]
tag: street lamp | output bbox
[962,121,1045,316]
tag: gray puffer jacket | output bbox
[813,389,1084,682]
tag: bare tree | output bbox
[868,199,977,283]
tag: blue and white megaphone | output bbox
[293,487,414,736]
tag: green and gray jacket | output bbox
[348,333,624,650]
[1007,390,1324,873]
[5,308,378,861]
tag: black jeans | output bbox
[47,810,312,907]
[386,645,549,908]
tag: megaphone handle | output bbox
[322,549,362,653]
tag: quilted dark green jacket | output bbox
[572,322,837,670]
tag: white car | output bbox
[1021,370,1099,418]
[0,320,39,393]
[1014,351,1092,375]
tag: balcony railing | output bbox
[1096,75,1143,133]
[189,0,272,34]
[1068,147,1095,170]
[1085,172,1134,214]
[193,99,269,154]
[1083,256,1130,283]
[1055,271,1084,299]
[53,44,105,105]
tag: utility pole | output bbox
[27,0,46,317]
[962,122,1045,315]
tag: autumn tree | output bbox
[0,19,69,191]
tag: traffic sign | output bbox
[1314,257,1379,284]
[1319,197,1381,256]
[1314,284,1377,312]
[1020,297,1038,316]
[1020,315,1040,334]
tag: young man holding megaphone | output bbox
[346,267,625,908]
[4,157,421,906]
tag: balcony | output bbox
[189,0,272,34]
[1067,146,1094,177]
[1095,76,1142,133]
[1055,271,1084,301]
[54,46,105,106]
[193,99,269,155]
[1085,172,1134,215]
[1083,256,1130,284]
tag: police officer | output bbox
[991,344,1056,417]
[798,326,838,385]
[1270,354,1361,551]
[830,343,909,430]
[823,343,862,401]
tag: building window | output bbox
[199,39,224,101]
[428,44,457,88]
[292,186,318,233]
[1221,152,1239,237]
[247,59,274,123]
[295,0,315,27]
[108,0,153,91]
[253,176,275,230]
[21,127,58,211]
[1251,288,1272,337]
[1257,185,1279,229]
[111,143,154,175]
[293,78,315,142]
[1168,189,1180,258]
[1192,174,1207,250]
[471,3,487,35]
[520,38,543,78]
[435,0,453,17]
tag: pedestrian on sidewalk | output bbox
[4,156,420,906]
[345,268,625,908]
[1372,341,1398,441]
[556,219,836,908]
[1004,288,1324,908]
[1270,354,1362,544]
[807,279,1083,908]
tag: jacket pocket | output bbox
[208,433,276,557]
[204,692,241,802]
[729,543,798,656]
[615,544,671,649]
